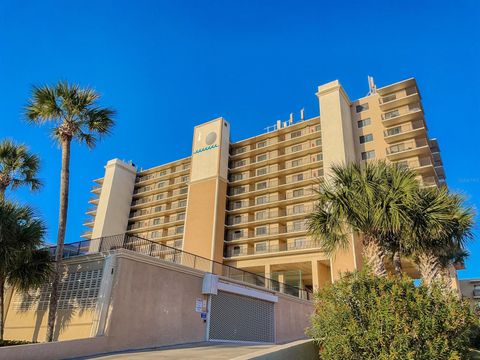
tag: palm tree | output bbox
[307,161,418,277]
[25,81,115,342]
[0,200,52,340]
[404,188,474,286]
[0,139,41,199]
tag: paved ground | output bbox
[76,342,274,360]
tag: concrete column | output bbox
[265,264,272,289]
[316,81,361,280]
[90,159,137,252]
[312,260,331,291]
[278,273,286,293]
[183,118,230,272]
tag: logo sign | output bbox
[193,131,219,154]
[193,144,218,154]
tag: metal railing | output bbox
[48,234,312,300]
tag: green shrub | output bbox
[307,269,479,360]
[0,339,33,347]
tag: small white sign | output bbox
[195,298,203,313]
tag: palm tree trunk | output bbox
[46,138,71,342]
[362,236,387,277]
[393,251,402,275]
[417,250,441,287]
[0,278,4,341]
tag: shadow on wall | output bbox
[7,260,103,342]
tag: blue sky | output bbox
[0,0,479,278]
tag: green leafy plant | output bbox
[308,269,479,360]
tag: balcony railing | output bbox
[386,138,428,155]
[226,224,307,241]
[47,234,312,300]
[383,121,424,137]
[225,240,321,258]
[226,205,315,225]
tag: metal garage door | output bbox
[208,290,275,343]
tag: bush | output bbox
[307,269,479,360]
[0,340,33,347]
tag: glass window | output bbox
[256,181,267,190]
[235,159,246,167]
[361,150,376,160]
[356,103,369,113]
[157,182,165,188]
[255,211,266,220]
[177,213,185,221]
[233,246,241,255]
[255,242,268,253]
[292,220,304,231]
[256,196,267,205]
[357,118,371,128]
[293,237,307,249]
[315,139,322,146]
[359,134,373,144]
[256,227,268,236]
[291,130,302,138]
[233,230,243,239]
[233,146,247,155]
[293,173,304,182]
[178,199,187,207]
[233,201,242,209]
[154,205,163,212]
[233,215,242,224]
[293,204,305,214]
[291,144,302,152]
[232,186,245,195]
[257,140,267,148]
[257,153,268,162]
[153,218,162,225]
[231,173,244,181]
[384,109,400,119]
[256,167,267,176]
[175,225,184,234]
[159,170,167,176]
[179,187,188,194]
[293,189,304,197]
[291,159,302,167]
[315,125,321,132]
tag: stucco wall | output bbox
[274,294,313,344]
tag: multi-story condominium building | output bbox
[82,77,449,293]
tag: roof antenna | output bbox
[367,75,377,95]
[289,113,294,125]
[300,108,305,121]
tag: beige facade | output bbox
[459,279,480,309]
[83,77,448,293]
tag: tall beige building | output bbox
[82,77,448,292]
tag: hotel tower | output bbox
[82,78,449,292]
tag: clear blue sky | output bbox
[0,0,479,279]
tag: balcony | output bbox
[226,205,315,226]
[86,207,97,215]
[135,164,191,185]
[381,103,423,127]
[80,230,92,239]
[88,196,99,205]
[383,120,426,143]
[378,86,420,111]
[91,185,102,194]
[395,157,434,175]
[386,138,429,161]
[225,239,321,258]
[473,289,480,298]
[83,218,95,228]
[226,223,307,242]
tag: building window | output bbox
[177,213,185,221]
[361,150,376,160]
[291,144,302,152]
[232,215,242,224]
[291,130,302,139]
[292,173,304,182]
[359,134,373,144]
[232,186,245,195]
[178,199,187,207]
[256,196,267,205]
[231,173,244,181]
[293,189,304,198]
[292,220,304,232]
[182,163,190,170]
[234,159,246,167]
[257,153,267,162]
[382,93,397,103]
[257,140,267,148]
[293,237,307,249]
[356,103,369,113]
[181,175,189,182]
[157,182,165,188]
[293,204,305,214]
[233,146,247,155]
[233,201,242,209]
[291,159,302,167]
[473,284,480,297]
[179,187,188,194]
[159,170,167,176]
[174,239,182,248]
[175,226,184,234]
[357,118,371,128]
[233,230,243,240]
[153,218,162,225]
[151,231,161,238]
[255,242,268,253]
[255,211,266,220]
[256,167,267,176]
[384,109,400,119]
[315,139,322,147]
[154,205,163,212]
[256,181,267,190]
[233,246,241,255]
[156,194,164,200]
[256,227,268,236]
[316,153,323,161]
[315,125,321,132]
